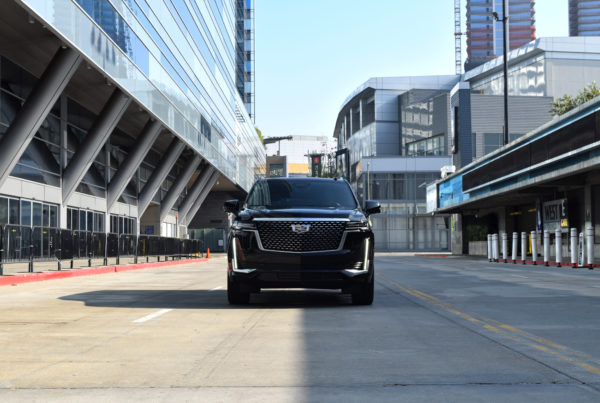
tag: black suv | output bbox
[224,177,381,305]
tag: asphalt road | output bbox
[1,254,600,402]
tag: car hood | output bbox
[238,208,366,221]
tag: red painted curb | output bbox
[0,258,209,286]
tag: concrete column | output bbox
[585,184,593,229]
[62,89,131,202]
[106,119,162,211]
[177,166,216,221]
[159,154,202,223]
[0,47,81,188]
[137,138,186,216]
[359,98,363,130]
[183,171,220,226]
[348,109,353,137]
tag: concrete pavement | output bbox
[0,254,599,402]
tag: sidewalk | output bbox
[0,257,208,287]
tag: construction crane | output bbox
[263,136,293,156]
[455,0,462,75]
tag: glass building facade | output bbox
[334,77,458,251]
[465,0,536,71]
[569,0,600,36]
[22,0,263,192]
[0,0,264,238]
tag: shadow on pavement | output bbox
[59,289,353,309]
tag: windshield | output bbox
[246,179,358,210]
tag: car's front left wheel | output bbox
[227,275,250,305]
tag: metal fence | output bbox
[0,225,205,275]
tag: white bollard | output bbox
[570,228,578,266]
[511,232,519,264]
[502,232,508,262]
[586,227,594,268]
[493,234,500,262]
[543,230,550,266]
[521,232,527,264]
[555,229,562,267]
[512,232,518,263]
[487,234,492,262]
[531,231,538,265]
[494,233,500,262]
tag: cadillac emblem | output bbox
[291,224,311,234]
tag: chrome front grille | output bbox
[255,220,346,252]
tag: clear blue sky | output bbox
[254,0,568,138]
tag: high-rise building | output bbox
[465,0,536,71]
[569,0,600,36]
[236,0,255,121]
[0,0,264,246]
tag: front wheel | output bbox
[351,272,374,305]
[227,275,250,305]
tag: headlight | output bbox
[232,221,256,231]
[346,221,369,231]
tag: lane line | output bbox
[133,309,172,323]
[377,273,600,378]
[210,286,223,291]
[511,275,528,278]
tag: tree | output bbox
[255,127,263,143]
[551,82,600,116]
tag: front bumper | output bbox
[228,229,373,291]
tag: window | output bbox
[110,214,135,235]
[21,200,31,226]
[32,202,42,227]
[484,133,503,155]
[0,197,7,225]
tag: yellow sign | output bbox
[561,218,568,228]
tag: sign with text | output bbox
[542,199,568,231]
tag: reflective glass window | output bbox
[21,200,31,226]
[0,197,7,225]
[50,205,58,228]
[80,210,86,231]
[9,199,20,224]
[32,202,42,227]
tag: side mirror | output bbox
[364,200,381,216]
[223,199,241,214]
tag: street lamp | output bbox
[492,0,509,146]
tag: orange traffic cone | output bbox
[206,248,210,259]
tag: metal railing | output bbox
[0,225,205,276]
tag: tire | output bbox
[227,275,250,305]
[351,271,374,305]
